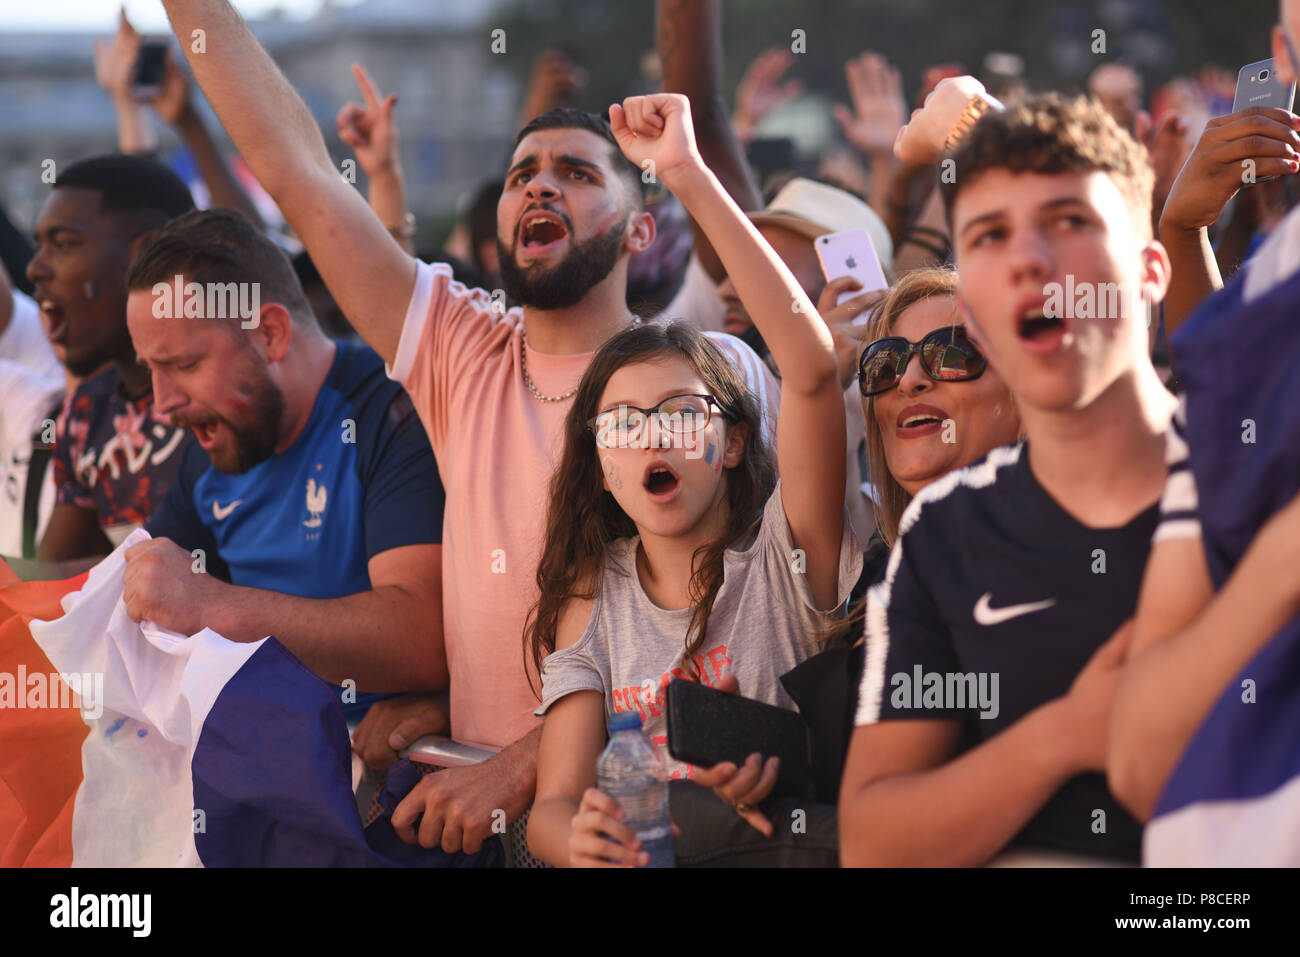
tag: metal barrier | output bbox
[349,727,547,868]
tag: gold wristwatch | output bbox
[943,93,1004,153]
[387,212,417,240]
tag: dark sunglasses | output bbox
[857,325,988,397]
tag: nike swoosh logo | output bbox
[212,499,243,521]
[973,592,1056,626]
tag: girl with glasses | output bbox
[523,93,863,867]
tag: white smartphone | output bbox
[815,228,889,323]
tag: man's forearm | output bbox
[1110,525,1300,820]
[840,702,1078,867]
[657,0,761,282]
[160,0,335,198]
[114,98,159,154]
[174,106,266,229]
[368,169,415,255]
[204,581,446,692]
[1158,222,1222,337]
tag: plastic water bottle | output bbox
[595,712,676,868]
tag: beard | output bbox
[497,217,626,310]
[174,361,285,475]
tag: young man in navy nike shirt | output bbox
[840,95,1175,865]
[120,209,447,721]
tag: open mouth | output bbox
[182,420,222,451]
[643,462,681,497]
[1018,308,1065,342]
[896,404,949,438]
[38,299,67,342]
[519,211,568,249]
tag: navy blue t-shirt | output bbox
[148,341,445,720]
[854,441,1153,863]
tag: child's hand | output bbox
[691,675,779,838]
[609,93,703,187]
[818,277,889,390]
[569,787,649,868]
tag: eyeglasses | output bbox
[857,325,987,397]
[587,394,728,449]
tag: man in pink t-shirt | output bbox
[163,0,777,856]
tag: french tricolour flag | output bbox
[0,529,497,867]
[1144,214,1300,866]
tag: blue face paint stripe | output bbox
[704,443,716,465]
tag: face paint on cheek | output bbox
[84,280,99,299]
[594,211,620,239]
[705,442,722,473]
[602,457,624,491]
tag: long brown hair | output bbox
[524,321,776,697]
[861,267,962,547]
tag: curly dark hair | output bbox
[940,93,1154,236]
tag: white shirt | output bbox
[0,290,61,383]
[0,358,63,556]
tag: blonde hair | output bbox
[861,267,962,547]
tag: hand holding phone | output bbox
[131,39,169,102]
[1231,58,1297,114]
[816,228,889,318]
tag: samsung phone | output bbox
[1232,58,1296,113]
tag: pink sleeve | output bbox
[387,261,514,456]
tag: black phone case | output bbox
[664,678,810,800]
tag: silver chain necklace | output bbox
[520,317,642,403]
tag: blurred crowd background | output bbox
[0,0,1280,259]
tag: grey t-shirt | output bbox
[536,480,863,780]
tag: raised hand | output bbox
[817,278,889,390]
[519,49,587,125]
[834,52,907,158]
[733,47,804,143]
[609,93,703,186]
[1159,106,1300,234]
[336,62,400,179]
[150,49,192,126]
[93,6,141,104]
[895,75,991,165]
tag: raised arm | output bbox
[656,0,763,283]
[611,93,845,608]
[1158,106,1300,335]
[337,63,415,256]
[159,0,414,364]
[151,49,268,230]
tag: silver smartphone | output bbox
[1232,58,1296,113]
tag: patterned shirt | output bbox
[52,366,191,545]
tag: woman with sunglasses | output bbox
[760,268,1023,856]
[857,267,1021,550]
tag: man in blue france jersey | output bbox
[839,95,1178,865]
[119,209,446,721]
